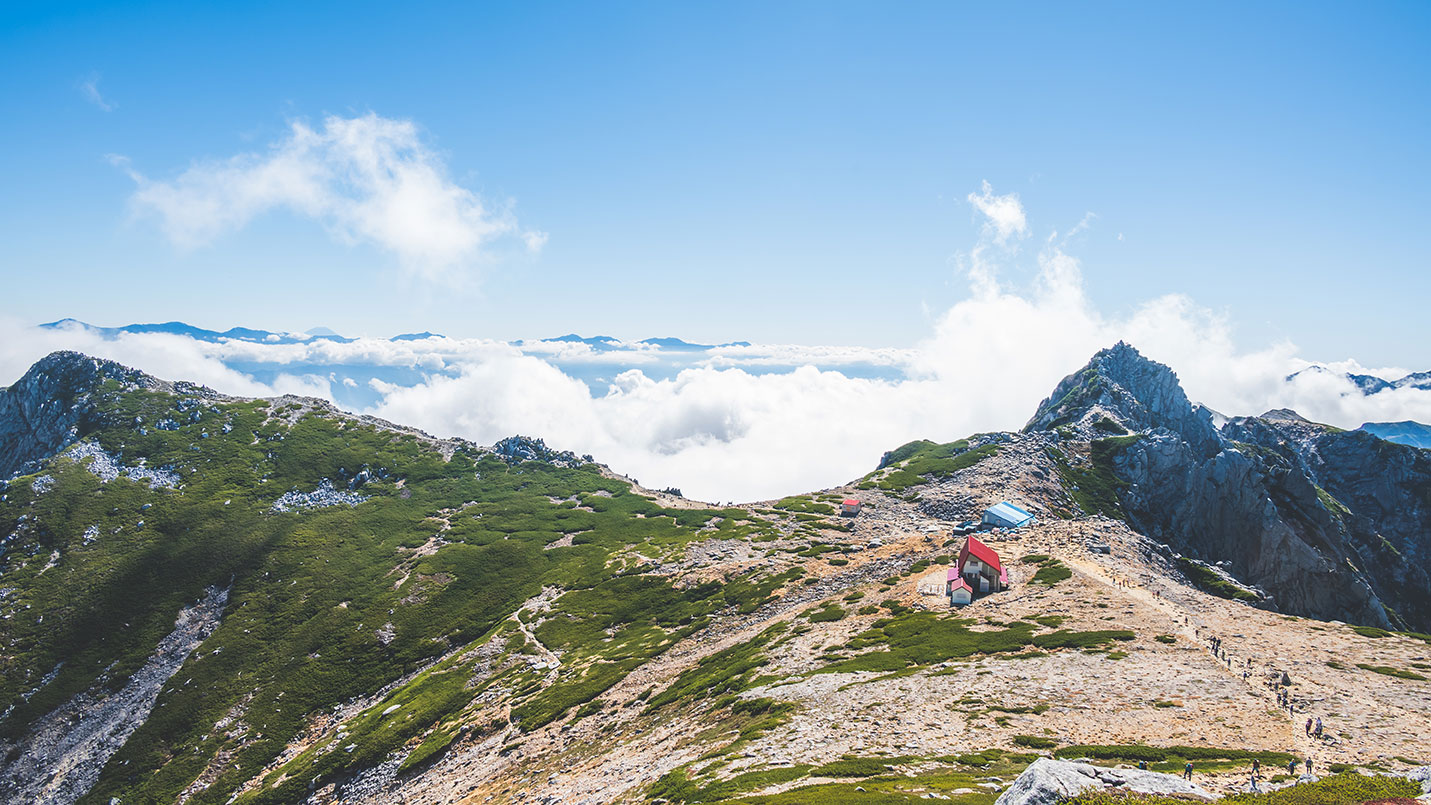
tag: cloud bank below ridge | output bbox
[5,185,1427,502]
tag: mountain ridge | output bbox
[1,347,1428,805]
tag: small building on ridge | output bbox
[957,535,1008,594]
[982,501,1034,530]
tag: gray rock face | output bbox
[0,352,158,478]
[492,435,583,467]
[994,757,1214,805]
[1027,343,1431,630]
[1113,431,1389,626]
[1233,421,1431,630]
[0,585,229,805]
[1026,342,1220,457]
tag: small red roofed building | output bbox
[840,498,862,516]
[947,571,974,606]
[957,535,1008,594]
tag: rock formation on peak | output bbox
[0,351,177,478]
[1022,343,1431,630]
[1025,342,1220,457]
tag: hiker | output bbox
[1138,760,1148,770]
[1183,761,1193,781]
[1288,758,1299,776]
[1305,718,1312,736]
[1315,717,1323,738]
[1305,757,1313,775]
[1252,758,1261,777]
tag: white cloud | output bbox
[9,185,1430,502]
[116,113,544,281]
[78,72,115,112]
[967,180,1028,243]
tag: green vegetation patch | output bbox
[1356,663,1427,681]
[1030,559,1072,586]
[1055,745,1296,767]
[1046,436,1139,519]
[1065,772,1418,805]
[805,602,847,623]
[858,439,1000,492]
[1175,557,1259,602]
[818,612,1132,674]
[1351,625,1392,638]
[775,496,837,516]
[656,756,1014,804]
[647,624,788,711]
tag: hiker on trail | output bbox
[1138,760,1148,770]
[1288,759,1299,776]
[1305,757,1313,775]
[1183,761,1194,780]
[1315,717,1323,738]
[1305,718,1313,736]
[1252,758,1261,777]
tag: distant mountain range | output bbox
[1360,421,1431,449]
[40,319,751,351]
[1287,364,1431,394]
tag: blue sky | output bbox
[2,1,1429,365]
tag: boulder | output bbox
[1405,766,1430,795]
[994,757,1214,805]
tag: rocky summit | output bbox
[1,348,1428,805]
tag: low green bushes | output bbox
[1175,557,1259,602]
[818,612,1132,674]
[1054,744,1295,766]
[1066,772,1418,805]
[1356,663,1428,680]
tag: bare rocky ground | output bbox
[309,437,1431,804]
[0,585,230,805]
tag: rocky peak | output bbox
[491,435,586,468]
[0,351,167,478]
[1259,408,1309,422]
[1026,342,1221,457]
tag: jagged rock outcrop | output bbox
[1223,418,1431,630]
[492,434,586,467]
[994,757,1214,805]
[0,352,164,478]
[1026,341,1221,458]
[1113,431,1389,626]
[1029,343,1431,630]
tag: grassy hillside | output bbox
[0,379,810,804]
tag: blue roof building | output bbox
[982,501,1034,529]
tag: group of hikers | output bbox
[1184,630,1334,792]
[1202,631,1305,717]
[1163,755,1318,792]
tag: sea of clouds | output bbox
[4,186,1427,503]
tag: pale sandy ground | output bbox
[335,441,1429,804]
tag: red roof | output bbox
[958,535,1003,574]
[842,499,860,506]
[948,577,973,593]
